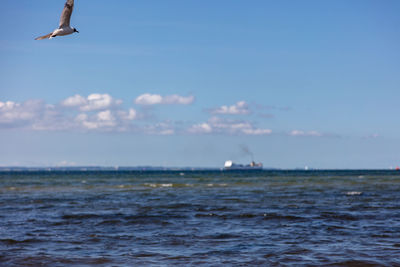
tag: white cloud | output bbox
[141,122,176,135]
[0,101,35,123]
[0,100,77,131]
[135,94,194,105]
[188,116,272,135]
[290,130,323,137]
[363,133,380,139]
[0,100,48,128]
[0,95,139,132]
[163,94,195,105]
[75,113,97,129]
[62,94,122,111]
[160,129,175,135]
[242,128,272,135]
[61,94,86,107]
[188,123,213,134]
[135,94,163,105]
[97,110,114,122]
[0,101,16,109]
[118,108,137,120]
[75,109,140,131]
[209,101,250,115]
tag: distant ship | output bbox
[223,160,263,170]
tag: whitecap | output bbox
[144,183,173,188]
[346,191,363,196]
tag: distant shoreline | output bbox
[0,167,399,172]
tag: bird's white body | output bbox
[49,26,75,38]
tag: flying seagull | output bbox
[35,0,79,40]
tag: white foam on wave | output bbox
[206,183,228,187]
[144,183,173,188]
[346,191,363,196]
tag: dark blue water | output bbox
[1,170,400,266]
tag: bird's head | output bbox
[73,28,79,33]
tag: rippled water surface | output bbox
[1,170,400,266]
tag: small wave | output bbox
[195,213,224,218]
[263,213,306,221]
[96,219,123,225]
[5,255,113,266]
[166,255,191,261]
[61,213,124,221]
[238,213,258,218]
[130,252,168,258]
[124,215,173,226]
[346,191,363,196]
[0,238,43,245]
[320,212,359,221]
[206,233,242,240]
[62,213,102,220]
[330,259,386,266]
[194,212,306,221]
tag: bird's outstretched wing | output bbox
[35,33,53,40]
[59,0,74,28]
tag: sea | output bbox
[1,169,400,266]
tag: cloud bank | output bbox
[1,93,193,134]
[0,95,136,132]
[1,95,329,137]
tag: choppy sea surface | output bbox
[1,170,400,266]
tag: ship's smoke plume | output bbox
[240,144,254,161]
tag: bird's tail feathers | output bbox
[35,33,53,40]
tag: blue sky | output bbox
[1,0,399,168]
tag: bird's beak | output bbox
[76,30,79,33]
